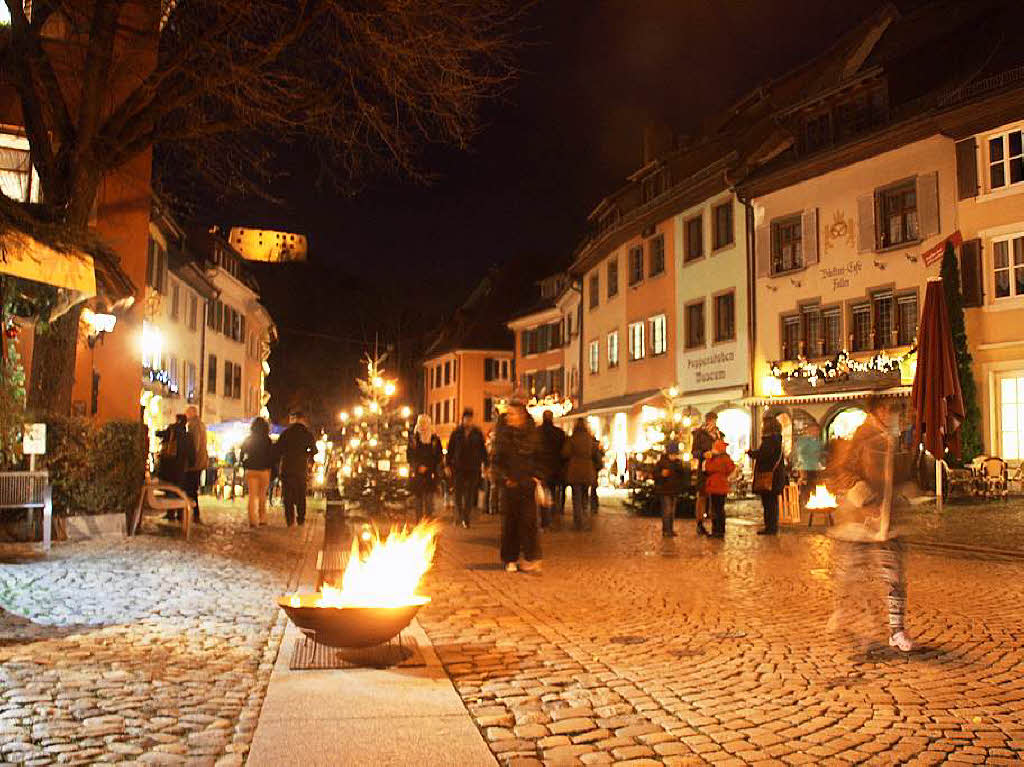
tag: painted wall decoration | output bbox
[823,210,856,255]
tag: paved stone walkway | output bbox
[418,506,1024,766]
[0,498,316,766]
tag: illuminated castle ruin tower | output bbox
[228,228,308,263]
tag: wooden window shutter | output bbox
[755,225,771,278]
[856,194,875,252]
[801,208,819,266]
[916,171,940,238]
[960,238,984,308]
[955,138,979,200]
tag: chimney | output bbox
[642,123,674,166]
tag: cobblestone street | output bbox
[0,499,316,766]
[419,501,1024,766]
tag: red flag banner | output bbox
[921,231,962,266]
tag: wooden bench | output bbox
[0,471,52,552]
[130,480,192,539]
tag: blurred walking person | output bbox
[446,407,487,528]
[537,410,567,530]
[563,418,599,531]
[827,396,912,652]
[491,401,543,572]
[240,417,274,528]
[409,414,443,521]
[184,406,207,523]
[653,442,687,537]
[749,415,786,535]
[691,412,722,536]
[277,410,316,526]
[703,440,735,539]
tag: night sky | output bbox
[212,0,890,420]
[231,0,886,306]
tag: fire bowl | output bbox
[277,595,429,648]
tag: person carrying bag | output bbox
[748,415,786,535]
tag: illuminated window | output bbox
[999,375,1024,460]
[588,340,599,374]
[628,321,645,361]
[649,314,667,355]
[993,235,1024,299]
[607,331,619,368]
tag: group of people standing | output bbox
[405,401,605,573]
[156,408,316,529]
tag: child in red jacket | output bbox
[703,440,735,539]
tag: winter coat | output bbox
[490,415,541,487]
[277,422,316,478]
[241,433,275,471]
[156,421,193,488]
[408,433,443,494]
[703,452,735,496]
[751,433,786,495]
[186,417,208,473]
[537,421,568,483]
[446,425,487,477]
[562,430,599,486]
[653,455,688,496]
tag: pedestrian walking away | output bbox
[276,410,316,526]
[240,417,275,527]
[653,442,687,537]
[692,412,723,536]
[562,417,599,532]
[536,409,567,529]
[491,401,543,572]
[184,406,207,523]
[703,439,735,539]
[749,415,786,535]
[826,395,913,652]
[446,407,488,528]
[156,414,195,521]
[408,414,443,521]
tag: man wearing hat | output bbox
[446,407,488,528]
[653,441,688,537]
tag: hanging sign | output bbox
[23,423,46,455]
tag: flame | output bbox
[316,520,440,608]
[805,484,838,509]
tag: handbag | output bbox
[752,454,782,494]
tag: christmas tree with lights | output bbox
[624,393,696,516]
[330,355,414,509]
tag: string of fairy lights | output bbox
[769,347,917,389]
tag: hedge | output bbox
[41,416,146,516]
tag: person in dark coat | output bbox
[653,442,688,537]
[446,407,488,528]
[491,402,543,572]
[749,415,786,535]
[562,418,599,531]
[409,414,443,520]
[241,417,275,527]
[157,414,195,520]
[276,410,316,526]
[536,410,567,529]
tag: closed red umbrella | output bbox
[910,278,966,507]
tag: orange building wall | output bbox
[623,218,677,393]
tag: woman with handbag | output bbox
[749,415,786,535]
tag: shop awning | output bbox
[0,199,135,305]
[0,232,96,296]
[575,389,661,417]
[748,385,912,407]
[675,386,747,406]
